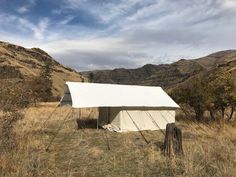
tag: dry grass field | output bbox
[1,103,236,177]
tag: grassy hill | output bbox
[82,50,236,89]
[0,41,85,97]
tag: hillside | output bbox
[82,50,236,89]
[0,41,85,97]
[1,41,235,95]
[195,50,236,70]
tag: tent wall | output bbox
[99,107,175,132]
[120,109,175,131]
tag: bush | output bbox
[29,62,53,102]
[0,79,33,153]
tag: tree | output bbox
[171,76,209,121]
[207,70,236,121]
[89,73,94,82]
[172,70,236,123]
[30,62,53,102]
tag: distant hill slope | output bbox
[195,50,236,70]
[0,41,85,97]
[82,50,236,89]
[1,40,235,97]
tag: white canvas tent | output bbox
[60,82,179,132]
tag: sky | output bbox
[0,0,236,71]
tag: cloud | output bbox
[18,6,29,13]
[18,17,49,40]
[63,0,154,24]
[58,15,75,25]
[53,49,150,71]
[222,0,236,8]
[34,18,49,39]
[63,0,88,8]
[17,0,37,14]
[0,0,236,71]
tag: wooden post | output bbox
[163,123,183,157]
[76,108,81,129]
[97,115,99,130]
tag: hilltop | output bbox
[82,50,236,89]
[0,41,85,97]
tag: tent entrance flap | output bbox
[99,107,121,128]
[60,85,72,106]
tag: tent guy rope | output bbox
[124,107,150,144]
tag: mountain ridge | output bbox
[82,50,236,89]
[1,41,235,96]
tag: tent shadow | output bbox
[76,118,98,129]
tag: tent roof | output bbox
[61,82,180,109]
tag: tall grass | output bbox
[0,103,236,177]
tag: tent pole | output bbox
[72,108,74,119]
[79,108,82,119]
[60,103,61,118]
[77,108,81,129]
[96,108,99,130]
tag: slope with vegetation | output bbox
[0,41,85,98]
[83,59,205,88]
[82,50,236,89]
[0,41,86,164]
